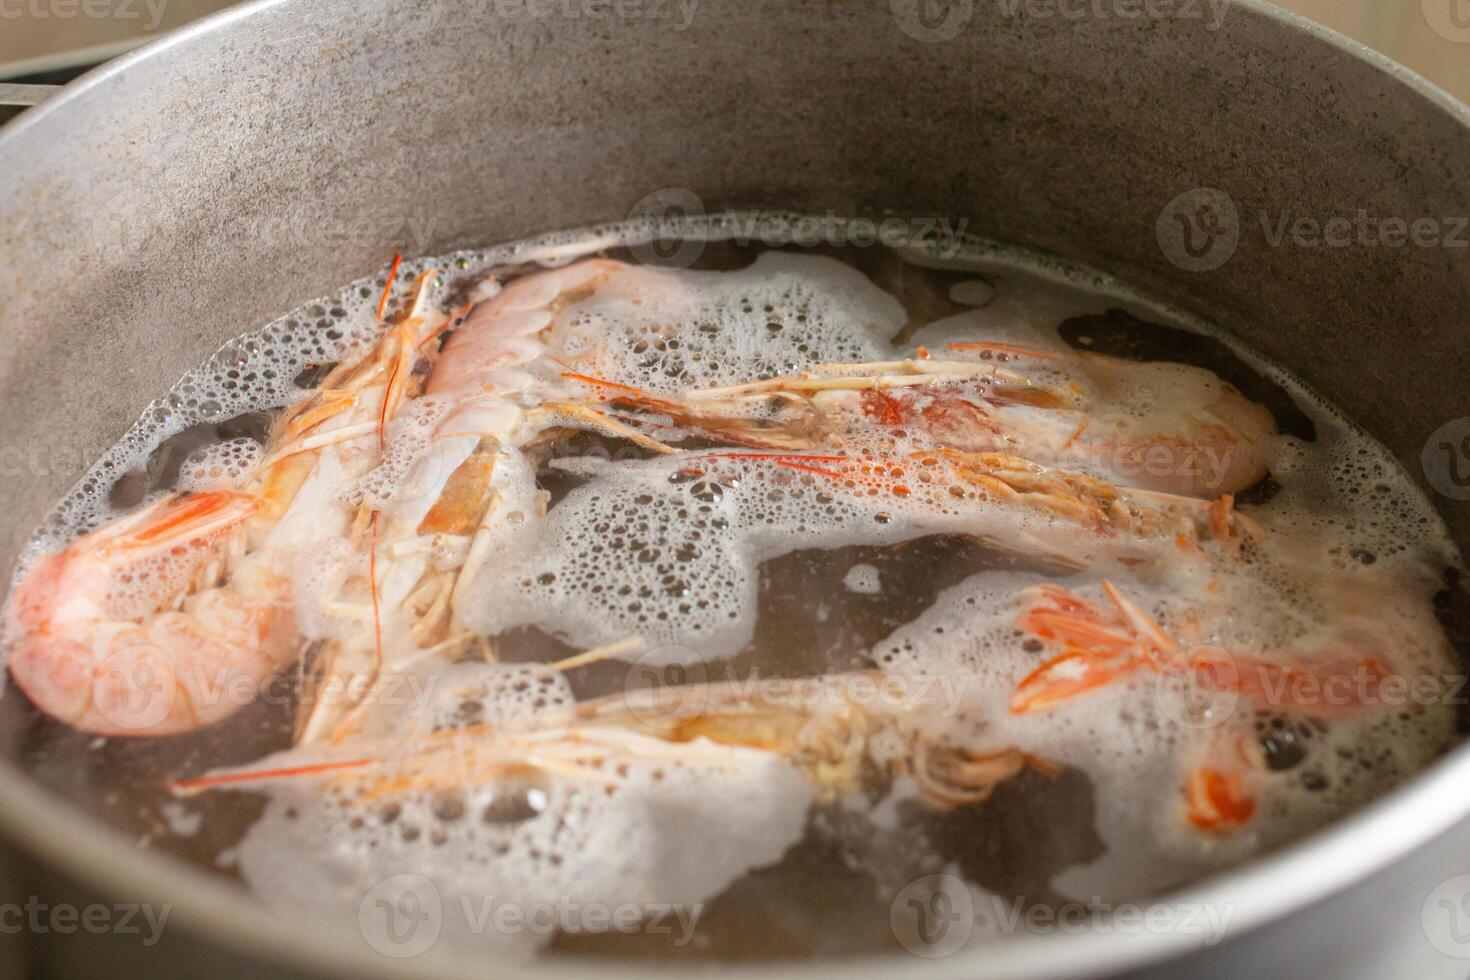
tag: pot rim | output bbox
[0,2,1467,976]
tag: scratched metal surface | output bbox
[0,0,236,78]
[0,1,1466,977]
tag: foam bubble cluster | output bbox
[175,438,263,494]
[550,252,901,395]
[6,212,1464,959]
[459,437,1175,661]
[874,569,1457,900]
[238,662,812,961]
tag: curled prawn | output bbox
[3,265,449,736]
[2,258,690,738]
[3,490,293,736]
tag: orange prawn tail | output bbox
[1184,765,1257,833]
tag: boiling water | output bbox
[4,215,1465,961]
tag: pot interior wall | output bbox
[1,1,1467,569]
[0,0,1467,970]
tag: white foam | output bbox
[844,563,881,594]
[8,212,1464,953]
[175,438,264,494]
[873,568,1457,900]
[237,662,811,960]
[548,251,901,395]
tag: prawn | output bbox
[170,665,1055,811]
[1007,580,1398,833]
[4,266,450,735]
[1,255,1285,746]
[565,343,1277,499]
[1,260,683,738]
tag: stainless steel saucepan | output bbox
[0,1,1467,976]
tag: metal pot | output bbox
[0,0,1467,975]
